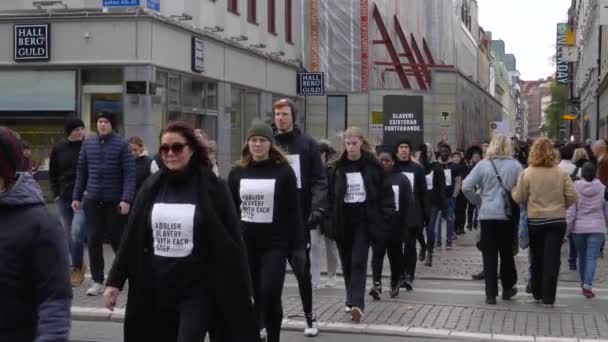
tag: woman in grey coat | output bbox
[462,135,523,305]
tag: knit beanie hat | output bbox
[97,112,117,130]
[247,120,274,142]
[65,117,85,137]
[395,138,412,151]
[0,127,23,185]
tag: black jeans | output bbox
[403,225,419,278]
[152,293,210,342]
[480,220,518,298]
[337,222,370,310]
[467,202,478,228]
[84,199,126,283]
[247,244,287,342]
[455,193,468,232]
[371,232,403,287]
[288,241,313,316]
[426,207,440,252]
[529,222,566,305]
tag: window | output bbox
[268,0,276,34]
[228,0,238,14]
[285,0,292,43]
[248,0,257,23]
[327,96,347,139]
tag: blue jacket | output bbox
[0,173,72,342]
[73,133,136,203]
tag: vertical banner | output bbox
[310,0,320,72]
[556,23,569,86]
[360,0,369,91]
[383,95,424,148]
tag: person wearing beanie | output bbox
[0,126,72,342]
[567,162,608,299]
[434,143,462,249]
[394,138,431,278]
[72,112,136,296]
[273,98,328,337]
[228,120,305,342]
[50,117,88,287]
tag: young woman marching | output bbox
[104,121,258,342]
[370,149,412,300]
[326,127,395,323]
[228,121,305,342]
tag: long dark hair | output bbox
[160,121,210,168]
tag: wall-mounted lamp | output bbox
[170,13,193,21]
[230,35,248,42]
[204,26,224,33]
[33,1,67,9]
[250,43,267,49]
[270,51,285,57]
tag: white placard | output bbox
[426,171,434,190]
[151,203,195,258]
[402,172,415,192]
[392,185,400,212]
[444,169,452,186]
[240,179,276,223]
[345,172,367,203]
[287,154,302,189]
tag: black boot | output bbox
[424,252,433,267]
[471,270,485,280]
[418,248,426,261]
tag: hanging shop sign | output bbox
[556,23,570,86]
[191,37,205,73]
[14,24,50,62]
[383,95,424,148]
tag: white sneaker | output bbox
[312,282,322,291]
[304,314,319,337]
[259,328,268,341]
[344,306,352,313]
[86,282,105,296]
[326,276,337,288]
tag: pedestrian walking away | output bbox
[464,146,482,231]
[272,98,328,337]
[72,112,136,296]
[49,117,89,287]
[326,127,395,323]
[566,162,608,299]
[463,135,522,305]
[371,148,412,300]
[0,126,72,342]
[413,143,444,268]
[434,143,462,249]
[228,120,306,342]
[104,121,258,342]
[513,137,577,307]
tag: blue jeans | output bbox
[572,233,605,289]
[568,234,578,266]
[57,199,87,268]
[435,197,456,244]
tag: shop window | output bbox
[82,68,122,85]
[248,0,257,24]
[228,0,238,14]
[155,71,168,128]
[182,77,205,111]
[202,115,218,141]
[168,111,181,123]
[206,82,218,111]
[168,74,181,112]
[285,0,293,43]
[327,95,347,139]
[268,0,276,34]
[230,87,244,163]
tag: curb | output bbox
[71,307,608,342]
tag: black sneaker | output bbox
[486,297,497,305]
[525,283,532,294]
[418,248,426,261]
[502,287,518,300]
[369,284,382,301]
[390,286,400,298]
[399,278,414,291]
[471,271,485,280]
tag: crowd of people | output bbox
[2,101,608,341]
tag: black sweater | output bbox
[395,159,430,227]
[134,155,152,192]
[49,139,83,201]
[228,159,305,251]
[384,171,412,240]
[426,162,448,210]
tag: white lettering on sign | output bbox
[151,203,195,258]
[444,169,452,187]
[402,172,415,192]
[287,154,302,189]
[392,185,400,212]
[14,24,50,61]
[344,172,367,203]
[299,73,324,95]
[426,171,434,190]
[240,179,276,223]
[384,112,422,132]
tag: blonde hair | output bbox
[238,139,288,167]
[572,148,589,164]
[528,137,559,167]
[339,127,373,158]
[484,135,512,159]
[425,143,436,163]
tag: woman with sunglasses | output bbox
[227,120,305,342]
[326,127,395,323]
[104,121,258,342]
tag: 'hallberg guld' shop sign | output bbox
[14,24,50,62]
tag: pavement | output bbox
[69,229,608,342]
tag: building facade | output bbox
[0,0,303,174]
[523,79,552,139]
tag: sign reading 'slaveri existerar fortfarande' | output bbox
[14,24,50,62]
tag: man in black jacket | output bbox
[49,117,88,287]
[273,98,328,337]
[394,139,431,281]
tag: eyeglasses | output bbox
[159,142,189,155]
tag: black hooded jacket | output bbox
[395,159,431,227]
[326,151,395,242]
[384,170,412,241]
[49,139,83,201]
[274,127,328,230]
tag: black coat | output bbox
[106,165,258,342]
[326,151,395,243]
[428,162,448,211]
[395,159,431,228]
[134,155,152,192]
[274,128,329,229]
[49,139,82,201]
[384,171,412,241]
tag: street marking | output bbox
[536,337,578,342]
[407,327,451,336]
[493,333,535,341]
[449,331,493,339]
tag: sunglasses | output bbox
[159,142,189,155]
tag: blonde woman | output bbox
[572,147,590,179]
[462,135,523,305]
[513,138,576,307]
[326,127,395,323]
